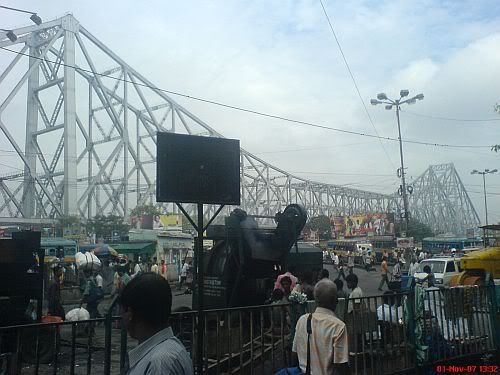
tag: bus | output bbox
[327,239,373,257]
[40,238,77,264]
[422,237,483,254]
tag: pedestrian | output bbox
[151,257,159,274]
[280,276,293,301]
[178,260,189,290]
[337,257,347,280]
[408,258,418,277]
[160,259,168,280]
[347,251,354,274]
[120,273,193,374]
[293,270,315,300]
[333,278,349,299]
[82,270,104,319]
[94,270,103,289]
[332,252,339,271]
[418,251,425,262]
[47,267,65,319]
[274,267,298,292]
[421,265,435,288]
[132,260,143,277]
[291,279,349,375]
[392,258,402,282]
[378,256,390,291]
[318,268,330,281]
[346,273,364,314]
[346,273,365,353]
[377,291,403,324]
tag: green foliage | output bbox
[55,215,81,237]
[86,214,130,241]
[305,215,332,240]
[395,219,434,242]
[130,204,161,217]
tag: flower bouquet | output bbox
[288,291,308,305]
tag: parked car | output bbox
[414,257,461,286]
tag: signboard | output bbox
[396,237,414,249]
[156,133,241,205]
[132,214,183,230]
[343,213,395,237]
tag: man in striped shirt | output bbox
[292,279,350,375]
[120,273,193,374]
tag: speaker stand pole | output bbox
[196,202,204,374]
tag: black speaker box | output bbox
[157,133,241,205]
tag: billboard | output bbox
[396,237,414,249]
[343,213,395,237]
[132,214,183,230]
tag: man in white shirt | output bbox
[178,261,190,290]
[120,273,193,374]
[408,258,418,277]
[150,257,159,274]
[94,271,103,288]
[377,291,403,324]
[346,273,364,314]
[292,279,349,375]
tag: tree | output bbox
[305,215,332,240]
[86,214,130,242]
[55,215,81,237]
[130,204,161,217]
[395,219,434,242]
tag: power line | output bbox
[0,46,493,150]
[401,109,500,123]
[318,0,396,170]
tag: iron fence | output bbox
[0,285,497,374]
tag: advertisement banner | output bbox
[343,213,394,237]
[132,214,183,230]
[396,237,414,249]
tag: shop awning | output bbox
[112,242,156,255]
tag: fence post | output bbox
[487,283,499,351]
[406,288,416,366]
[104,314,112,375]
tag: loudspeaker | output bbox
[157,133,241,205]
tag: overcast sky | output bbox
[1,0,500,224]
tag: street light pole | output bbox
[395,103,410,232]
[482,173,488,226]
[371,90,424,235]
[471,168,497,227]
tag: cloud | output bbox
[1,0,500,223]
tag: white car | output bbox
[414,257,461,286]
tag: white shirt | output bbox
[348,286,364,313]
[133,263,142,276]
[377,304,403,324]
[151,264,159,274]
[408,262,418,277]
[292,307,348,375]
[333,255,339,265]
[95,274,103,288]
[180,263,189,277]
[126,327,192,375]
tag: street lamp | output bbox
[471,168,498,226]
[371,89,424,233]
[0,6,42,43]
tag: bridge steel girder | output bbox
[0,16,478,235]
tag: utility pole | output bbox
[371,90,424,234]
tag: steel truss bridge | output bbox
[0,15,480,235]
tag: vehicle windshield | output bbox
[417,261,445,274]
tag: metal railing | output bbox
[0,285,497,374]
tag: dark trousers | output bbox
[378,274,389,290]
